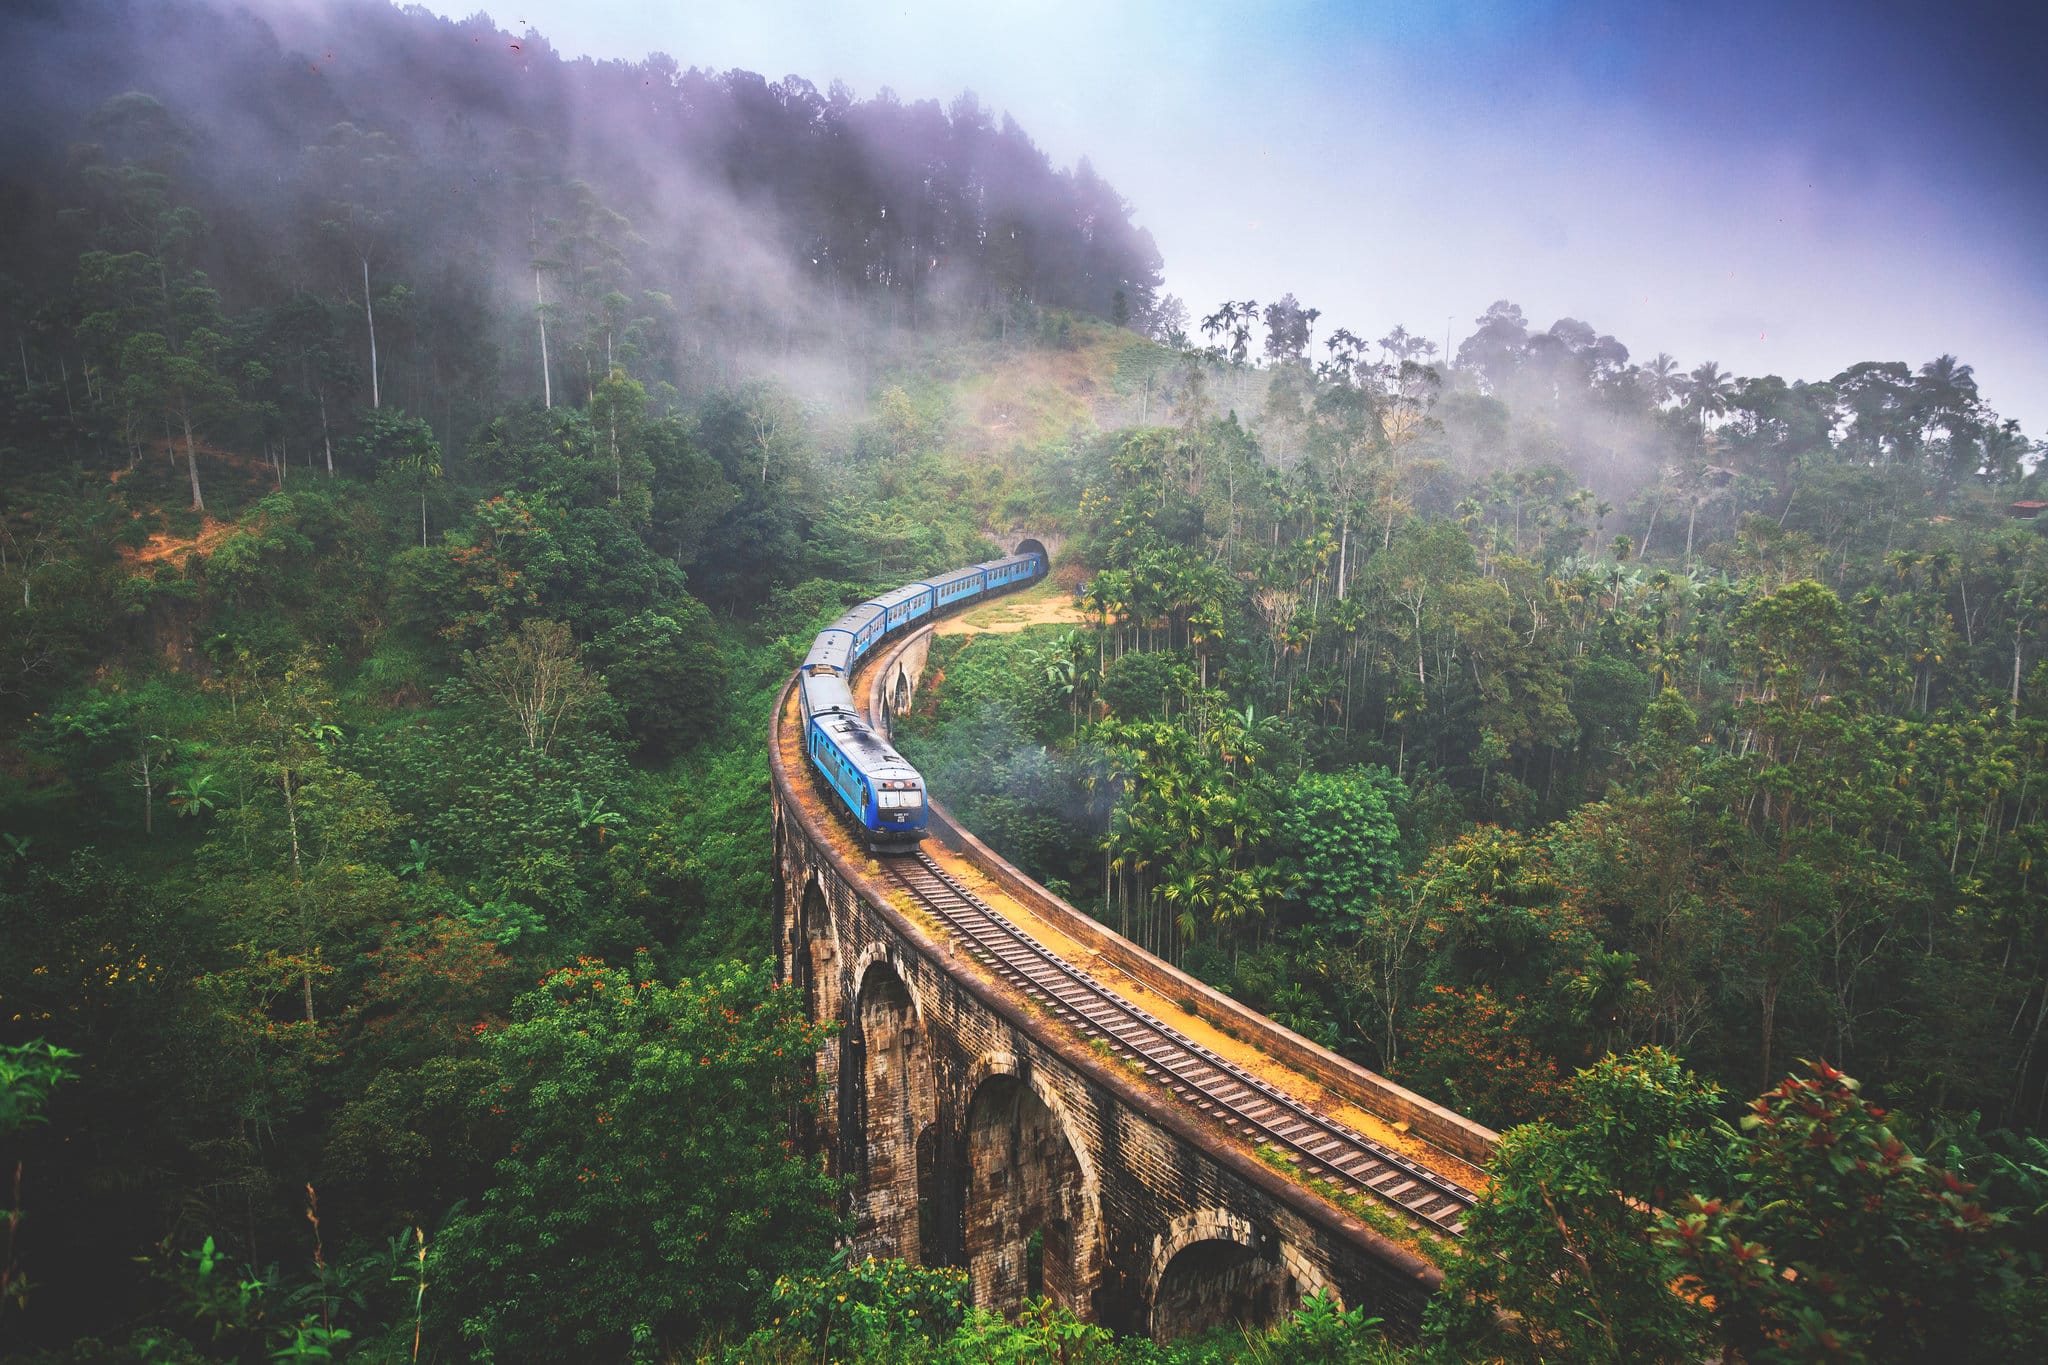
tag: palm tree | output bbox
[1915,353,1978,423]
[569,788,625,844]
[1914,354,1984,497]
[1026,636,1073,712]
[1678,465,1729,566]
[168,772,219,820]
[1199,298,1260,367]
[1685,360,1735,444]
[1643,352,1681,407]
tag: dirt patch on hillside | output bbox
[934,584,1089,637]
[124,515,237,565]
[952,328,1163,454]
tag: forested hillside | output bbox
[910,296,2048,1134]
[1,0,1162,494]
[0,1,1153,1356]
[2,0,2046,1361]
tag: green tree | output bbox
[1409,825,1594,1007]
[1686,359,1736,445]
[590,603,726,759]
[0,1039,75,1134]
[437,957,841,1359]
[750,1256,970,1361]
[461,619,606,756]
[589,367,653,515]
[1280,766,1405,933]
[203,649,400,1026]
[1426,1048,1723,1363]
[306,121,403,411]
[350,407,443,546]
[119,326,238,511]
[1393,984,1559,1127]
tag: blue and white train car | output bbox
[802,629,857,676]
[978,551,1041,592]
[871,582,936,633]
[825,601,889,667]
[798,545,1046,850]
[920,565,988,612]
[798,668,928,848]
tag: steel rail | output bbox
[883,851,1476,1236]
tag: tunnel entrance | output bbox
[1150,1237,1298,1342]
[964,1072,1086,1315]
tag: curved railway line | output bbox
[881,846,1478,1237]
[781,577,1495,1264]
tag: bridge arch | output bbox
[852,955,935,1261]
[793,874,840,1024]
[853,946,927,1030]
[1145,1209,1330,1342]
[961,1053,1102,1317]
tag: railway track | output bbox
[883,851,1476,1237]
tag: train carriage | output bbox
[797,668,859,724]
[977,551,1041,591]
[870,581,936,632]
[799,671,927,848]
[920,565,988,610]
[798,547,1045,849]
[803,629,857,675]
[825,601,888,665]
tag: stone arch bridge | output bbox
[771,587,1494,1341]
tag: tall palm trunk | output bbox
[179,400,204,512]
[281,766,314,1024]
[535,269,552,409]
[363,257,380,410]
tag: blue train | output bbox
[798,548,1046,849]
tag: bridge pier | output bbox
[851,955,937,1262]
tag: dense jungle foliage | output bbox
[3,0,2047,1361]
[904,306,2048,1134]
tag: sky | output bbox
[428,1,2046,433]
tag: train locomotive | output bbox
[797,549,1045,850]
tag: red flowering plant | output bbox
[1654,1061,2015,1363]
